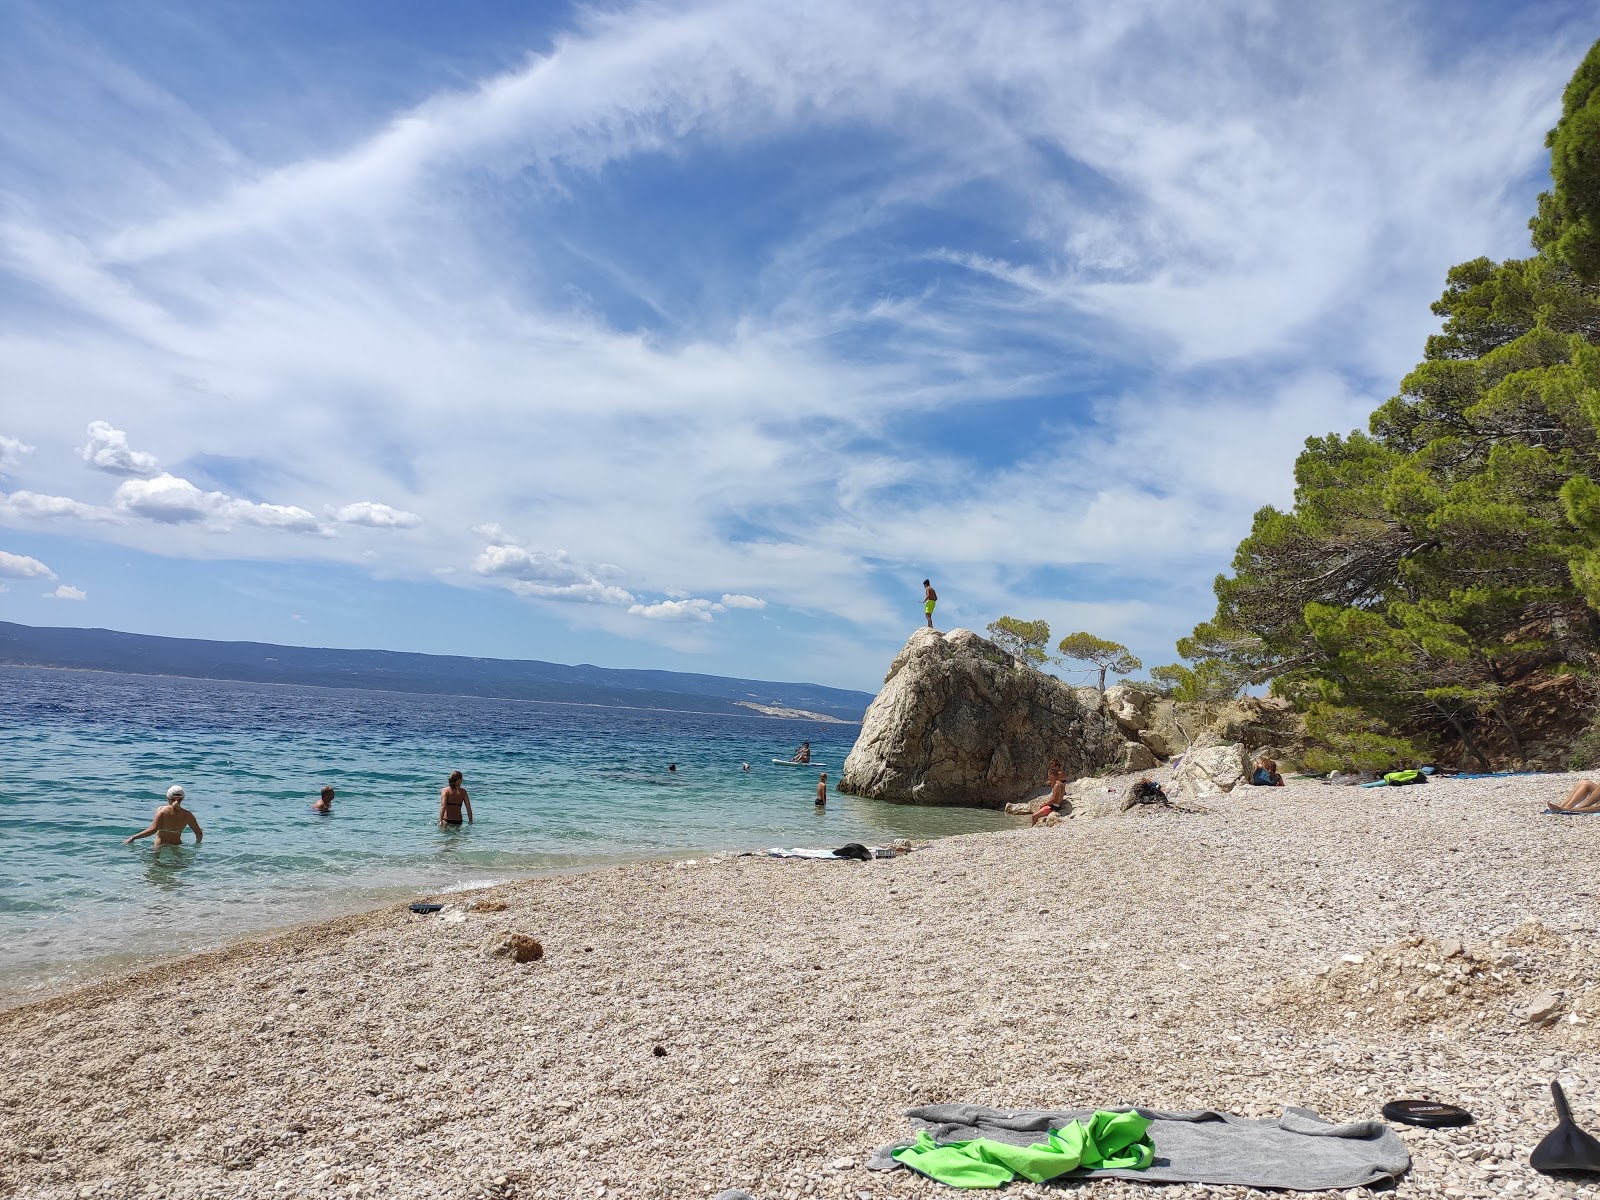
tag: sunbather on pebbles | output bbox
[1549,779,1600,813]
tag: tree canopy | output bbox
[1181,39,1600,769]
[1057,632,1141,692]
[985,616,1052,667]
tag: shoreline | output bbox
[3,771,1597,1199]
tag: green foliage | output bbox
[1178,40,1600,770]
[1056,631,1141,692]
[1299,703,1423,774]
[1567,720,1600,770]
[985,616,1052,667]
[1532,41,1600,281]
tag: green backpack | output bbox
[1383,769,1425,786]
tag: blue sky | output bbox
[0,1,1592,692]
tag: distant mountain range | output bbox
[0,622,873,722]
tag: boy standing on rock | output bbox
[923,580,938,628]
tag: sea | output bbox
[0,665,1014,1002]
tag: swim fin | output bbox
[1531,1081,1600,1175]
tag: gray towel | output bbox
[867,1102,1410,1191]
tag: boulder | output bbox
[1173,741,1249,799]
[841,629,1124,807]
[1118,742,1159,772]
[480,933,544,963]
[1103,685,1157,738]
[1137,698,1194,759]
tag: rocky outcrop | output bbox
[841,629,1124,807]
[1173,738,1250,799]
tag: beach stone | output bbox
[1525,991,1563,1025]
[1003,802,1033,815]
[841,629,1123,807]
[1174,741,1249,799]
[479,933,544,963]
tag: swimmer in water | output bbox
[312,784,334,813]
[125,785,204,851]
[742,762,751,772]
[438,771,473,827]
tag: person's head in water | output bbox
[320,785,335,801]
[668,763,677,772]
[448,770,463,787]
[166,784,186,806]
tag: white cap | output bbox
[166,784,186,800]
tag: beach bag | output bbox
[1383,769,1426,786]
[833,843,872,861]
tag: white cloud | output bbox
[474,543,636,604]
[0,550,58,580]
[46,583,87,600]
[720,593,766,609]
[629,597,726,622]
[0,435,34,473]
[328,501,423,528]
[0,490,114,521]
[110,472,321,532]
[79,420,160,476]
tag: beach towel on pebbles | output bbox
[867,1103,1410,1191]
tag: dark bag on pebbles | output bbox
[833,843,872,861]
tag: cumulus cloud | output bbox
[0,435,34,473]
[111,473,321,532]
[720,593,766,609]
[474,543,635,604]
[629,597,726,622]
[79,421,160,476]
[0,550,58,580]
[329,501,422,529]
[46,583,87,600]
[0,490,114,521]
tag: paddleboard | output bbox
[770,758,828,768]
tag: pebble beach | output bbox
[2,770,1598,1199]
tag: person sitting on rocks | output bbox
[1250,757,1284,787]
[1033,761,1067,825]
[1549,779,1600,813]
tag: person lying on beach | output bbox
[312,785,334,813]
[1250,757,1285,787]
[816,773,828,808]
[1033,762,1067,825]
[125,785,203,849]
[792,741,811,763]
[1550,780,1600,813]
[439,771,473,827]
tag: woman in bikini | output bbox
[438,770,474,828]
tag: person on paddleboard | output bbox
[791,741,811,763]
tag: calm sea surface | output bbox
[0,666,1014,1000]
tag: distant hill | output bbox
[0,622,872,722]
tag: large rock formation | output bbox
[841,629,1124,807]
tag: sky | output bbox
[0,0,1593,693]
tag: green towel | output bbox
[891,1109,1154,1188]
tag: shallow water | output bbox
[0,665,1014,999]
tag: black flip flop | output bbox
[1381,1099,1474,1128]
[1532,1081,1600,1175]
[409,902,443,914]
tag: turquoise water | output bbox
[0,665,1014,999]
